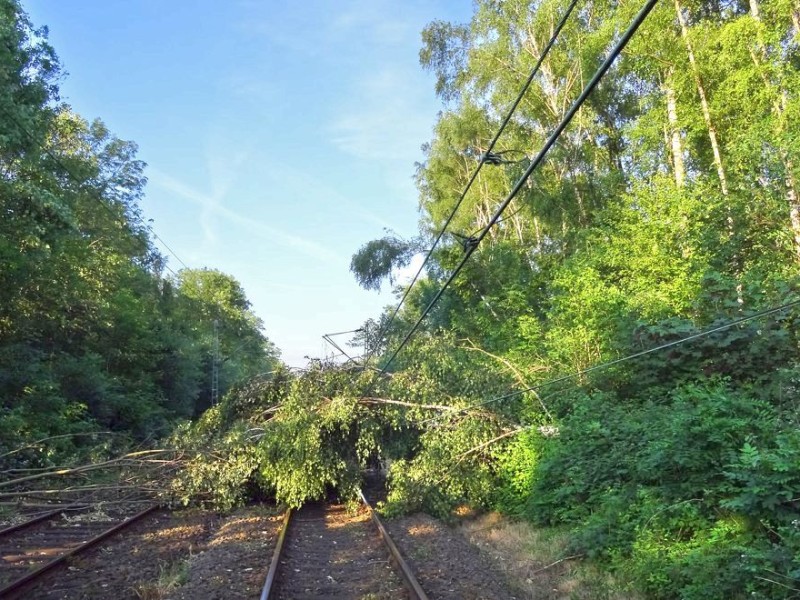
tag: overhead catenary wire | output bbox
[325,328,365,338]
[362,0,582,365]
[160,261,181,279]
[149,230,189,271]
[426,297,800,426]
[379,0,660,375]
[322,328,363,363]
[1,107,189,276]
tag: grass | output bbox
[455,511,641,600]
[132,558,191,600]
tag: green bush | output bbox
[519,381,800,599]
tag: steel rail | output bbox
[359,490,429,600]
[260,495,428,600]
[259,508,292,600]
[0,506,87,538]
[0,504,158,598]
[0,493,99,538]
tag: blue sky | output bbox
[24,0,471,367]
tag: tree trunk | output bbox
[664,70,685,187]
[675,0,743,303]
[511,210,525,243]
[748,0,800,262]
[674,0,729,197]
[789,179,800,262]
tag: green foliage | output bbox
[169,342,524,514]
[384,413,501,518]
[521,382,800,599]
[5,1,800,599]
[419,19,470,102]
[723,431,800,523]
[492,427,539,515]
[350,234,420,292]
[0,1,280,470]
[169,367,421,509]
[341,3,800,598]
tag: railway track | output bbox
[0,502,156,598]
[261,490,428,600]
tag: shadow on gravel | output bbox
[166,504,282,600]
[385,513,521,600]
[274,502,406,599]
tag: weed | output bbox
[132,557,191,600]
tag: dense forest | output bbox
[0,0,279,465]
[3,0,800,597]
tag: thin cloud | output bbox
[330,1,414,45]
[270,164,397,231]
[328,67,432,162]
[149,168,343,266]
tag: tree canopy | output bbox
[0,0,279,467]
[4,0,800,597]
[342,0,800,596]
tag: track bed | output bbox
[273,502,408,599]
[0,504,158,597]
[1,509,217,600]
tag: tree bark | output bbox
[674,0,729,197]
[533,215,542,252]
[0,450,171,489]
[748,0,800,261]
[675,0,743,305]
[455,427,525,460]
[664,70,685,187]
[790,188,800,261]
[358,397,453,411]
